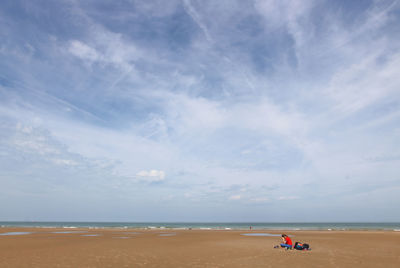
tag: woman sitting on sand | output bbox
[280,234,293,249]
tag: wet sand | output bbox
[1,228,399,267]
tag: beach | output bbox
[1,228,399,267]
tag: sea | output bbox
[1,222,399,231]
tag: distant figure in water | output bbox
[250,226,252,230]
[280,234,292,249]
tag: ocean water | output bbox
[0,231,33,236]
[1,222,399,231]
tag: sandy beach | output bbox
[0,228,399,267]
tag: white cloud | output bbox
[67,37,139,72]
[229,195,241,200]
[52,159,78,166]
[254,0,314,28]
[136,170,166,182]
[13,124,61,155]
[250,197,270,203]
[278,196,299,201]
[68,40,101,62]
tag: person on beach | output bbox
[280,234,293,249]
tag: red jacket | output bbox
[285,236,293,246]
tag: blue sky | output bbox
[1,0,400,222]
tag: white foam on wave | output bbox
[394,229,400,232]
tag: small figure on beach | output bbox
[280,234,293,249]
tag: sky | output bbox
[0,0,400,222]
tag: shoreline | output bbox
[1,226,400,232]
[2,226,400,234]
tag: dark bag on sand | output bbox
[294,242,310,250]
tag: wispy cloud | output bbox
[183,0,213,43]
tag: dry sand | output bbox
[1,228,400,267]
